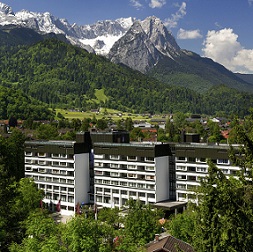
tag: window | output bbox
[188,176,196,181]
[103,180,110,185]
[129,182,136,187]
[148,193,155,198]
[137,183,145,188]
[61,187,67,192]
[127,156,137,161]
[187,184,197,190]
[188,166,196,172]
[60,154,67,158]
[176,166,187,171]
[188,194,196,200]
[196,157,206,163]
[177,156,186,161]
[60,195,66,201]
[128,174,137,178]
[222,169,229,174]
[25,151,32,156]
[96,188,103,194]
[128,165,137,169]
[67,171,74,176]
[111,163,119,168]
[188,157,195,162]
[120,181,127,186]
[196,167,207,173]
[53,177,59,182]
[60,178,66,183]
[110,155,120,160]
[178,193,186,199]
[145,166,155,171]
[95,171,103,176]
[145,157,154,162]
[104,197,110,204]
[146,175,155,180]
[67,179,74,184]
[217,159,229,165]
[111,172,119,177]
[113,198,119,204]
[176,175,186,180]
[25,159,32,164]
[52,153,60,158]
[96,196,102,203]
[25,166,32,171]
[38,160,46,165]
[95,179,102,184]
[111,181,119,185]
[38,152,46,157]
[177,184,186,189]
[146,184,155,189]
[121,190,127,195]
[139,192,145,197]
[129,191,136,196]
[104,188,110,194]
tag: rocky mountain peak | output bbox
[108,16,182,73]
[140,16,180,58]
[108,20,163,73]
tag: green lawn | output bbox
[55,108,152,121]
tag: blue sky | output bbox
[3,0,253,73]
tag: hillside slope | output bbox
[0,37,252,117]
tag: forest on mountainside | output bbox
[0,39,252,119]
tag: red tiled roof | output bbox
[147,235,195,252]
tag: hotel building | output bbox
[24,134,91,216]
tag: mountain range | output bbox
[0,1,253,112]
[1,2,252,94]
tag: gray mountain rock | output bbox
[108,17,181,73]
[108,21,163,73]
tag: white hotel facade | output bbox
[24,137,91,216]
[24,131,241,215]
[174,143,241,203]
[93,142,175,208]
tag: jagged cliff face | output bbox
[108,21,162,73]
[108,17,182,73]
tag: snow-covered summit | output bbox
[0,1,135,54]
[0,2,14,15]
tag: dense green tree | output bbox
[35,124,59,140]
[124,117,134,132]
[62,215,115,252]
[130,127,144,141]
[96,118,108,130]
[123,199,162,246]
[9,210,65,252]
[80,117,91,132]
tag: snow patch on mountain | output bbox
[80,34,124,55]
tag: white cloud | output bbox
[130,0,143,9]
[177,28,202,39]
[163,2,186,29]
[248,0,253,6]
[149,0,166,8]
[202,28,253,73]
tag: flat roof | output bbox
[25,140,76,147]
